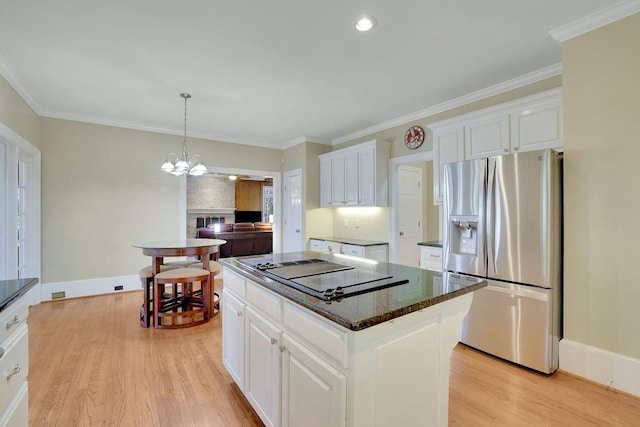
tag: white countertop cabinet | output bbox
[222,266,473,427]
[429,89,563,204]
[0,292,31,427]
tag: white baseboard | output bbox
[40,274,141,302]
[559,338,640,397]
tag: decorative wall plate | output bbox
[404,126,425,149]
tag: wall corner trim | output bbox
[559,338,640,398]
[549,0,640,42]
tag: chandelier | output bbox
[161,93,207,176]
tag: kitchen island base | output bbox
[221,267,474,427]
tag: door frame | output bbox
[283,169,304,253]
[178,166,282,254]
[0,123,41,283]
[389,150,434,264]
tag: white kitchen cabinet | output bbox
[222,290,246,390]
[245,307,282,427]
[356,146,375,206]
[510,97,562,153]
[432,125,464,204]
[320,158,332,208]
[420,246,443,271]
[429,88,562,205]
[330,155,346,207]
[0,290,31,425]
[319,140,390,207]
[309,239,389,262]
[464,113,510,159]
[281,333,346,427]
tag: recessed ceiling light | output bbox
[354,16,376,32]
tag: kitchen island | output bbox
[220,252,485,427]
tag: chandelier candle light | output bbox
[161,93,208,176]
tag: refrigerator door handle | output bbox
[487,158,497,275]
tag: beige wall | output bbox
[40,118,282,283]
[563,13,640,359]
[0,75,40,147]
[284,141,333,243]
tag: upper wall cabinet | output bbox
[428,89,563,204]
[319,140,391,208]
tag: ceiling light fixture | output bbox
[161,93,207,176]
[354,16,376,32]
[228,174,238,181]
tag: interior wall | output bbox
[563,13,640,359]
[39,117,282,283]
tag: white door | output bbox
[283,170,303,253]
[281,333,346,427]
[222,290,246,390]
[396,165,422,267]
[245,307,282,427]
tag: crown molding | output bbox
[0,53,43,116]
[281,135,331,150]
[549,0,640,42]
[331,63,562,145]
[38,109,287,149]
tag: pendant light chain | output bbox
[181,93,190,154]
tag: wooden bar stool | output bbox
[187,261,221,317]
[153,268,210,329]
[138,264,180,328]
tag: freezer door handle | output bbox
[486,284,549,301]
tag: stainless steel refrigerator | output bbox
[443,149,562,374]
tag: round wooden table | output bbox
[132,239,227,327]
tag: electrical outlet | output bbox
[344,219,349,228]
[355,219,360,229]
[51,291,66,300]
[114,285,124,291]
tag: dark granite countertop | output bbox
[418,241,443,248]
[310,237,388,247]
[220,252,485,331]
[0,277,39,312]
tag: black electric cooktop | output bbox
[236,256,408,300]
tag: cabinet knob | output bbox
[399,231,404,237]
[270,337,277,345]
[5,364,20,380]
[514,147,519,151]
[504,148,509,152]
[235,310,243,317]
[279,345,286,353]
[5,315,20,330]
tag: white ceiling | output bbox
[0,0,622,148]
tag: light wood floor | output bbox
[29,291,640,426]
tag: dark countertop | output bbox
[0,277,39,312]
[310,237,388,247]
[220,252,485,331]
[418,241,443,248]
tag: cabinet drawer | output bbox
[0,381,27,427]
[0,298,29,346]
[309,239,326,251]
[223,268,246,299]
[0,325,28,413]
[343,244,365,258]
[420,247,443,271]
[283,302,347,369]
[246,280,282,323]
